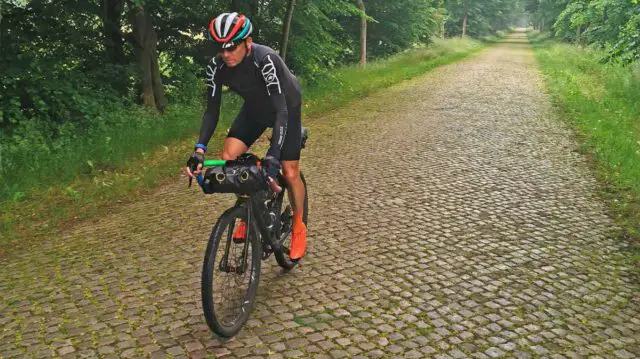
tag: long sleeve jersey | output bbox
[197,43,302,159]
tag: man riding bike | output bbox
[185,12,307,260]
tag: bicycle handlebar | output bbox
[203,159,227,167]
[193,159,282,193]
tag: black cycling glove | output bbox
[187,152,205,174]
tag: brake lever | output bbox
[187,165,197,188]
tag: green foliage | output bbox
[606,11,640,64]
[445,0,524,37]
[553,1,588,41]
[162,56,203,103]
[287,0,359,82]
[526,0,639,63]
[363,1,441,57]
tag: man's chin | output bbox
[223,60,238,67]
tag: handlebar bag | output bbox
[202,154,268,194]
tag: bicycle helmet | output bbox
[208,12,253,49]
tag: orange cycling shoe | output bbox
[289,221,307,260]
[232,220,247,243]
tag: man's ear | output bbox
[246,37,253,51]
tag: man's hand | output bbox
[262,155,280,179]
[185,150,205,178]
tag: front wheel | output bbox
[273,172,308,270]
[201,206,262,338]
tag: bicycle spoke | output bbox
[211,218,254,328]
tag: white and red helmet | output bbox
[208,12,253,49]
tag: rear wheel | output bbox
[273,172,308,270]
[201,206,262,337]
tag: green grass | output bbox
[528,31,640,272]
[0,37,485,248]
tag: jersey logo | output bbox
[261,55,282,96]
[206,58,218,96]
[277,125,285,147]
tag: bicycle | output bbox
[190,128,309,338]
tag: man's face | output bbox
[220,38,252,67]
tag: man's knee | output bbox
[282,162,300,182]
[222,137,248,160]
[221,151,237,161]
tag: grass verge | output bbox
[0,37,485,250]
[528,31,640,273]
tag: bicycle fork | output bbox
[218,201,253,274]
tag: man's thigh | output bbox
[226,106,267,159]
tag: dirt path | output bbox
[2,31,638,358]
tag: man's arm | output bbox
[197,58,223,150]
[261,54,288,160]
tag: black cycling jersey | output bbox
[197,43,302,160]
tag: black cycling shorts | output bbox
[227,105,302,161]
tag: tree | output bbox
[528,0,640,63]
[0,1,5,52]
[364,0,439,57]
[435,0,446,39]
[103,0,126,65]
[130,3,167,112]
[357,0,366,65]
[280,0,296,61]
[462,5,468,35]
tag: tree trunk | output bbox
[132,6,167,112]
[575,25,581,44]
[256,0,264,39]
[441,10,446,39]
[103,0,125,64]
[148,28,167,111]
[0,0,5,54]
[249,0,260,39]
[280,0,296,62]
[358,0,366,65]
[461,8,468,36]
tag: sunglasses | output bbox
[219,41,244,53]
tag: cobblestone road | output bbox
[2,32,639,358]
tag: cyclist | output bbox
[185,12,307,260]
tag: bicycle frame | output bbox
[232,189,282,260]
